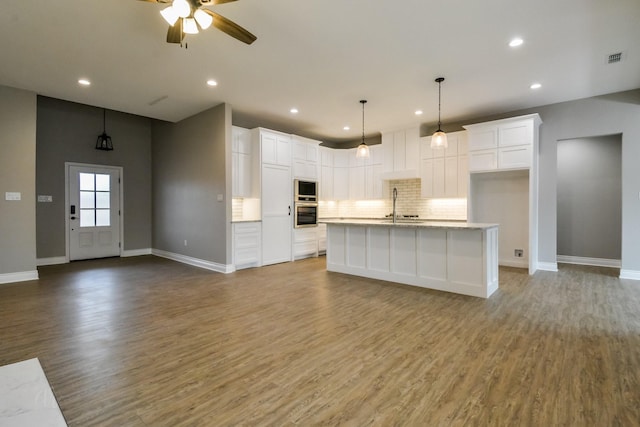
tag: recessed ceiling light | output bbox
[530,82,542,89]
[290,108,299,114]
[206,79,218,87]
[343,126,350,131]
[415,110,423,116]
[509,38,524,47]
[78,79,91,86]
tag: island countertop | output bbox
[319,218,498,230]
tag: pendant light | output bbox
[431,77,448,149]
[356,100,370,158]
[95,109,113,151]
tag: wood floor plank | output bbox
[1,256,640,426]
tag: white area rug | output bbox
[0,358,67,427]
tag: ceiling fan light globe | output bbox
[183,18,199,34]
[431,130,448,149]
[194,9,213,30]
[160,6,180,26]
[173,0,191,18]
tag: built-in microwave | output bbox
[294,179,317,202]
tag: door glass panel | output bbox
[79,173,95,191]
[96,192,110,209]
[80,209,96,227]
[96,174,110,191]
[78,172,111,228]
[96,209,110,226]
[80,191,95,208]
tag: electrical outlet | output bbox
[514,249,523,258]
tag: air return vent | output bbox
[607,52,623,64]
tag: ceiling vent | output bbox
[607,52,624,64]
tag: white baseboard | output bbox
[537,262,559,272]
[36,256,68,266]
[0,270,39,285]
[620,270,640,281]
[121,248,152,257]
[557,255,621,268]
[499,259,528,269]
[152,249,234,274]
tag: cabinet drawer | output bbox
[469,149,498,172]
[498,145,532,169]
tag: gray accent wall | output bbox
[0,86,37,275]
[36,96,153,258]
[152,103,232,265]
[443,89,640,272]
[557,135,622,260]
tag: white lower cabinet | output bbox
[233,222,262,270]
[293,227,319,260]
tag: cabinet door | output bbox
[468,127,498,151]
[498,145,532,169]
[444,133,459,157]
[444,156,458,198]
[232,151,240,197]
[499,120,533,147]
[333,167,349,200]
[261,132,278,164]
[381,132,394,173]
[366,164,383,199]
[349,166,365,200]
[393,130,406,171]
[238,153,252,197]
[433,158,445,197]
[404,127,420,171]
[262,164,292,265]
[320,147,333,167]
[458,155,468,197]
[276,135,291,166]
[420,158,434,198]
[469,149,498,172]
[320,165,333,200]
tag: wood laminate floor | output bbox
[1,256,639,426]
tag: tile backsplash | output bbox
[319,179,467,220]
[234,179,468,222]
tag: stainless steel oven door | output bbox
[294,202,318,228]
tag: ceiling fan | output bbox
[139,0,257,45]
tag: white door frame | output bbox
[65,162,124,262]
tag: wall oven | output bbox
[294,202,318,228]
[294,179,317,202]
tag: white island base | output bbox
[324,220,499,298]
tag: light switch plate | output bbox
[37,195,53,202]
[217,194,224,202]
[5,192,21,201]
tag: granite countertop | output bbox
[319,218,498,230]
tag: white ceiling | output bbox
[1,0,639,143]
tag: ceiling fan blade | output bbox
[203,9,257,45]
[200,0,238,4]
[166,20,184,43]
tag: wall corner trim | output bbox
[537,262,559,272]
[620,270,640,281]
[0,271,39,285]
[151,249,234,274]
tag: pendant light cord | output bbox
[437,81,442,130]
[102,109,107,134]
[362,101,365,145]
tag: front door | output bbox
[68,164,121,261]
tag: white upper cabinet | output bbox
[232,126,253,198]
[419,130,468,198]
[258,128,291,167]
[381,127,420,179]
[464,114,541,173]
[319,146,334,200]
[292,136,320,180]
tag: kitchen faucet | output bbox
[392,187,398,224]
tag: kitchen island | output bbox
[321,219,499,298]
